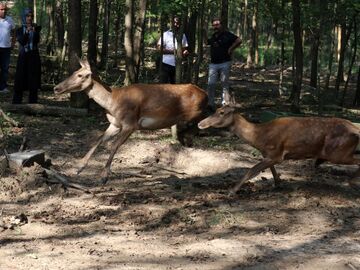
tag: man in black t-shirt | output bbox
[206,18,241,110]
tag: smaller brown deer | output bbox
[198,105,360,194]
[54,59,208,183]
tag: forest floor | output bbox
[1,64,360,270]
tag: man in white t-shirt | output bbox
[157,17,189,84]
[0,2,15,94]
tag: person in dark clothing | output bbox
[12,8,41,104]
[206,18,241,110]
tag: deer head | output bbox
[198,105,237,129]
[199,93,242,129]
[54,58,93,95]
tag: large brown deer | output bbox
[54,59,208,183]
[198,105,360,195]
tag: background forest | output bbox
[1,1,360,269]
[4,0,360,112]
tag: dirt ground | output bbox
[1,65,360,270]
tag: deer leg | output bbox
[101,128,133,184]
[77,124,120,174]
[270,165,281,186]
[177,122,198,147]
[230,158,278,195]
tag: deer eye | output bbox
[77,74,82,78]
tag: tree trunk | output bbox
[278,0,285,96]
[185,10,197,83]
[247,0,258,67]
[113,4,122,67]
[193,0,205,84]
[175,14,186,84]
[99,0,110,70]
[354,66,360,106]
[324,26,335,92]
[221,0,228,29]
[87,0,98,69]
[309,32,320,89]
[55,0,64,55]
[68,0,88,108]
[133,0,147,81]
[45,0,55,55]
[243,0,247,40]
[290,0,303,113]
[342,19,357,106]
[124,0,135,85]
[335,19,353,97]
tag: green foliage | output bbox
[144,30,160,46]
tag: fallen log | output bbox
[0,103,88,117]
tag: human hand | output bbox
[26,25,34,33]
[182,49,189,57]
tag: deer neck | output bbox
[230,114,259,146]
[85,80,113,112]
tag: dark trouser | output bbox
[0,47,11,91]
[13,50,41,104]
[160,63,175,84]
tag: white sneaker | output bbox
[0,88,9,94]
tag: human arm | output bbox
[228,37,242,55]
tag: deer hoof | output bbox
[228,189,238,197]
[100,170,110,185]
[101,177,108,185]
[349,177,360,191]
[76,166,85,175]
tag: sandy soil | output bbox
[1,66,360,270]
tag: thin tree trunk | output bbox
[290,0,303,113]
[243,0,247,40]
[175,14,186,84]
[254,0,259,65]
[87,0,98,69]
[309,31,320,89]
[342,19,357,106]
[193,0,205,84]
[68,0,87,108]
[185,10,197,83]
[335,19,353,97]
[45,0,55,55]
[353,66,360,106]
[99,0,110,70]
[133,0,147,81]
[278,0,285,96]
[124,0,135,85]
[221,0,228,29]
[247,0,258,67]
[55,0,64,56]
[113,4,122,67]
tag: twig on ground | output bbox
[0,108,20,127]
[153,165,187,175]
[43,167,92,194]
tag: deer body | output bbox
[198,106,360,194]
[54,59,207,183]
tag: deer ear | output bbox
[79,58,91,70]
[226,94,242,108]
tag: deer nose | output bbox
[53,85,61,94]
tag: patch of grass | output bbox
[206,208,243,227]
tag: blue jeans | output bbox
[0,48,11,91]
[207,61,231,108]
